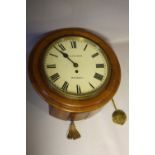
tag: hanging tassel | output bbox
[67,121,81,140]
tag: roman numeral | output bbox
[49,53,58,57]
[96,64,104,68]
[47,64,56,68]
[61,81,69,91]
[71,41,76,48]
[92,53,99,58]
[83,44,88,51]
[58,44,66,51]
[54,46,61,52]
[94,73,103,81]
[50,73,60,82]
[76,85,81,94]
[89,82,95,89]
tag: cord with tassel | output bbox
[67,121,81,140]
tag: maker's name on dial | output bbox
[71,76,84,79]
[69,55,82,57]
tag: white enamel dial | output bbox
[42,36,111,99]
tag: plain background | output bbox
[26,0,128,155]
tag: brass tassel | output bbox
[67,121,81,140]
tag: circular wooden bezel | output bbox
[28,28,121,113]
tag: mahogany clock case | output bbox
[28,28,121,121]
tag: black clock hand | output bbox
[54,46,78,67]
[66,56,78,67]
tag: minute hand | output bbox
[54,46,78,67]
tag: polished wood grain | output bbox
[28,28,121,121]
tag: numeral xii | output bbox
[71,41,76,48]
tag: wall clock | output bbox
[28,28,127,140]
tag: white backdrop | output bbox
[27,0,128,155]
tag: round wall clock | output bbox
[28,28,126,139]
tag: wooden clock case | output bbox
[28,28,121,121]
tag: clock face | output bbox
[42,36,111,99]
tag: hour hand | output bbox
[54,46,78,67]
[54,46,66,56]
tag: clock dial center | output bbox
[75,70,79,73]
